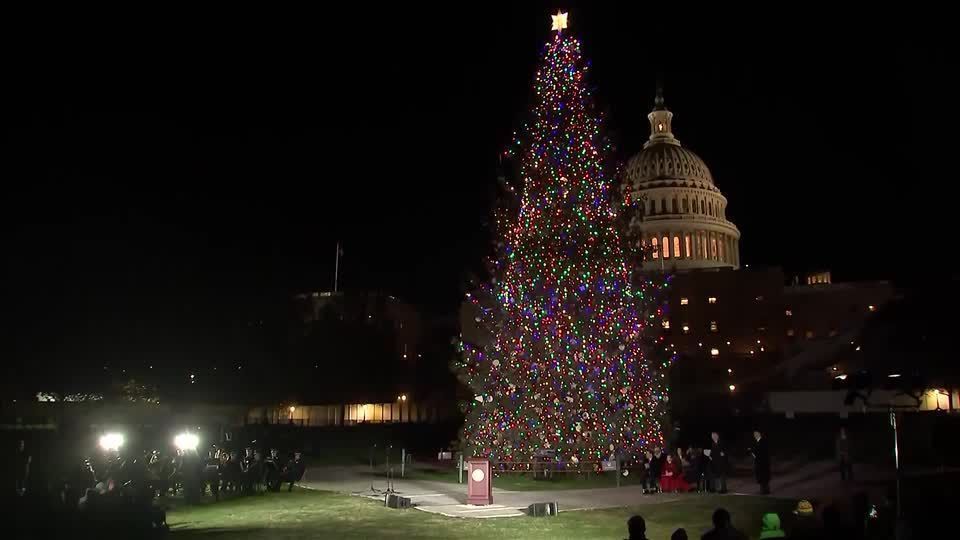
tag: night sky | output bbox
[5,4,957,379]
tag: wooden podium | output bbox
[466,457,492,505]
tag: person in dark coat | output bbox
[836,427,853,481]
[14,439,32,496]
[203,448,221,501]
[281,451,306,492]
[625,514,648,540]
[240,447,255,494]
[750,430,771,494]
[649,447,665,493]
[709,432,728,493]
[264,448,282,492]
[702,508,748,540]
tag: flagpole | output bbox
[334,241,340,293]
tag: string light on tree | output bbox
[455,14,673,464]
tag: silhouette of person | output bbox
[626,515,648,540]
[702,508,747,540]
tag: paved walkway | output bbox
[301,460,887,519]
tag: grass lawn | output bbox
[168,489,795,540]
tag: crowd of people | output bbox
[626,430,772,496]
[8,438,307,538]
[625,497,902,540]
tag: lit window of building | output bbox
[680,297,689,305]
[682,324,690,334]
[662,320,670,330]
[684,234,691,258]
[673,236,681,259]
[708,296,717,304]
[651,237,659,258]
[868,305,876,312]
[709,321,718,332]
[785,309,793,317]
[710,348,719,357]
[662,236,670,258]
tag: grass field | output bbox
[168,489,795,540]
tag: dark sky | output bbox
[5,4,957,375]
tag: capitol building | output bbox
[622,89,741,272]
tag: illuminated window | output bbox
[868,305,876,312]
[711,237,718,260]
[651,237,659,259]
[786,329,795,337]
[682,324,690,334]
[708,297,717,304]
[657,122,664,132]
[662,320,670,330]
[710,321,718,332]
[680,297,689,305]
[662,236,670,258]
[684,235,691,258]
[719,237,725,261]
[699,233,707,258]
[710,348,719,356]
[673,236,681,259]
[785,309,792,317]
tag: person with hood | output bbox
[758,513,786,539]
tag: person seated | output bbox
[660,454,691,493]
[672,529,689,540]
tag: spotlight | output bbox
[98,432,125,452]
[174,432,200,451]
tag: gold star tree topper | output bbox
[550,10,568,32]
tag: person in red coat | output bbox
[660,454,691,493]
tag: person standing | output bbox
[836,427,853,481]
[751,430,771,495]
[281,451,306,492]
[649,447,665,493]
[709,432,728,493]
[14,439,31,496]
[203,448,221,501]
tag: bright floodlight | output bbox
[174,432,200,451]
[99,432,125,451]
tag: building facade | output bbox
[622,88,741,272]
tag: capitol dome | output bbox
[622,88,741,271]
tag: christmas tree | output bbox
[457,13,673,464]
